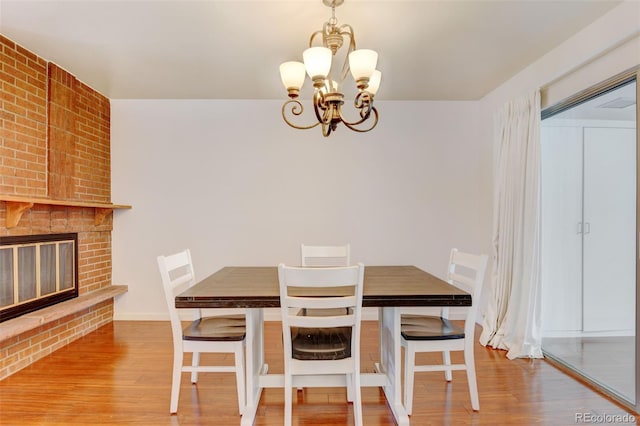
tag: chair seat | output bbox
[183,314,246,341]
[401,315,465,340]
[291,327,351,360]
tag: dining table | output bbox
[175,265,471,426]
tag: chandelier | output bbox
[279,0,381,137]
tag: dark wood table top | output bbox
[175,265,471,309]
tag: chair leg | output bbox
[443,350,453,381]
[284,372,293,426]
[353,372,363,426]
[403,343,416,416]
[464,345,480,411]
[191,351,200,383]
[234,344,246,415]
[170,350,183,414]
[346,373,354,402]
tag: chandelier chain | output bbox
[329,5,337,26]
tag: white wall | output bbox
[110,99,490,320]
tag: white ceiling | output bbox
[0,0,623,101]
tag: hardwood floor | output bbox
[0,320,637,425]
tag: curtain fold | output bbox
[480,89,543,360]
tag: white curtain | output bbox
[480,89,543,360]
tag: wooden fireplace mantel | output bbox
[0,195,132,228]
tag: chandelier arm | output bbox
[353,90,371,106]
[336,25,356,83]
[282,100,322,130]
[320,102,337,137]
[313,91,331,125]
[341,106,379,132]
[356,91,373,120]
[309,30,324,47]
[340,109,371,127]
[321,121,332,137]
[337,91,374,126]
[339,24,356,51]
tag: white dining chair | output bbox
[300,243,351,267]
[298,243,353,391]
[401,248,488,413]
[278,263,365,426]
[157,249,246,415]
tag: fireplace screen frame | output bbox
[0,233,79,322]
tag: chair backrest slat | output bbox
[162,250,192,272]
[446,249,488,300]
[301,244,351,267]
[448,272,476,291]
[450,250,485,270]
[289,314,356,328]
[284,295,356,310]
[281,265,360,288]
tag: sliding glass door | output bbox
[541,72,638,408]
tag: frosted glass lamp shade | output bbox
[279,61,306,90]
[303,47,332,80]
[368,70,381,95]
[349,49,378,80]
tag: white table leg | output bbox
[241,307,265,426]
[377,306,411,425]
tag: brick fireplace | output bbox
[0,35,126,379]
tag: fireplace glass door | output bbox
[0,233,78,322]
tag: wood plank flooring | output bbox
[0,320,637,425]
